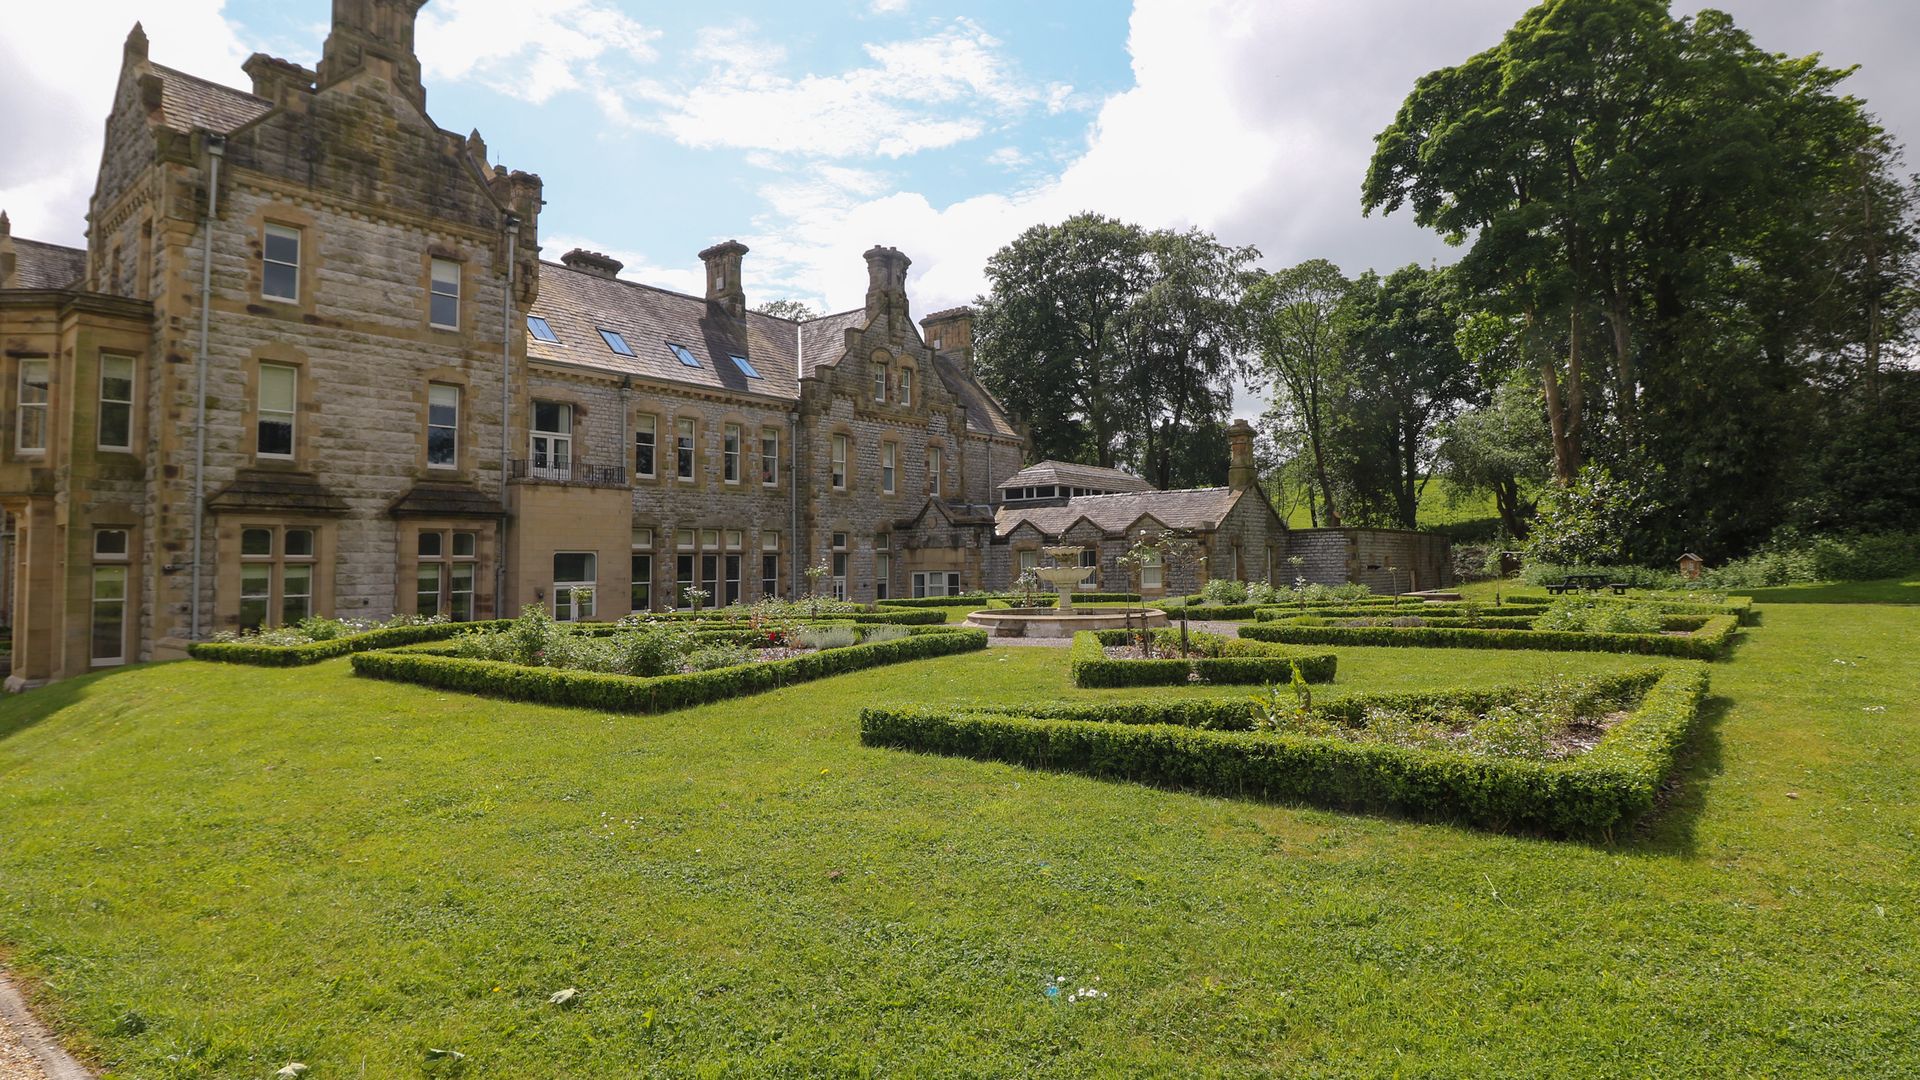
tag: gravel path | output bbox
[0,971,91,1080]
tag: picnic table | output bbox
[1546,573,1629,596]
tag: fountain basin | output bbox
[965,605,1169,639]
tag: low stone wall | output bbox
[1286,528,1453,592]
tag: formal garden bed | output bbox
[1243,597,1742,659]
[349,606,987,714]
[862,663,1708,836]
[1068,629,1338,687]
[186,614,500,666]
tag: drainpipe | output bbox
[189,133,226,642]
[788,413,799,599]
[497,213,518,617]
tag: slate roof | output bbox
[150,63,272,134]
[528,262,801,398]
[387,483,504,518]
[6,238,87,290]
[995,488,1242,539]
[998,459,1153,493]
[526,263,1020,437]
[207,470,350,515]
[798,308,866,377]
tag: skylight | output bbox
[599,329,634,356]
[731,354,761,379]
[667,343,701,367]
[527,316,558,343]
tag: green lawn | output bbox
[1,594,1916,1076]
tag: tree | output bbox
[974,215,1255,480]
[1436,378,1550,540]
[754,299,818,321]
[1245,259,1351,524]
[1336,264,1474,528]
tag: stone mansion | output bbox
[0,0,1449,686]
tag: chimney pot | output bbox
[698,239,748,320]
[1227,418,1257,493]
[560,248,623,279]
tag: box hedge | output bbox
[860,664,1708,836]
[1068,631,1337,687]
[875,592,1140,608]
[350,625,987,714]
[1504,593,1756,624]
[187,620,510,666]
[1239,613,1740,660]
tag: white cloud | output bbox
[542,233,706,296]
[646,20,1041,159]
[416,0,661,110]
[986,147,1029,169]
[869,0,910,14]
[0,1,251,245]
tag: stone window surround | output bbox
[12,354,51,458]
[633,409,660,481]
[245,203,320,318]
[416,367,473,476]
[213,517,334,631]
[720,416,747,486]
[673,412,702,484]
[90,523,139,668]
[828,426,854,491]
[880,438,899,495]
[96,350,140,455]
[421,248,467,334]
[246,345,312,470]
[407,523,487,620]
[925,438,946,497]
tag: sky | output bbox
[4,1,1918,366]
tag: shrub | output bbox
[1239,614,1739,660]
[190,620,503,666]
[860,664,1707,837]
[1068,631,1337,687]
[796,626,859,651]
[352,626,988,714]
[1518,562,1685,590]
[1200,579,1251,605]
[860,624,910,645]
[1535,598,1663,635]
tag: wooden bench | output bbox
[1547,574,1629,596]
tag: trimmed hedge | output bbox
[1066,631,1338,687]
[350,626,987,714]
[860,664,1709,836]
[1505,592,1757,625]
[1239,613,1741,660]
[648,607,947,625]
[1151,602,1269,621]
[188,620,510,666]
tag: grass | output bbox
[1280,475,1508,540]
[1,590,1917,1075]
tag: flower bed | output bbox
[1240,612,1741,660]
[351,623,987,714]
[1068,630,1338,687]
[860,664,1709,836]
[1503,592,1756,624]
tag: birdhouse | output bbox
[1677,553,1705,581]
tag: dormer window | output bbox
[599,329,634,356]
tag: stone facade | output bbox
[0,0,1450,686]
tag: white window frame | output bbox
[427,383,459,470]
[676,417,697,482]
[553,551,596,621]
[898,367,913,406]
[831,434,849,490]
[429,257,461,329]
[831,532,849,601]
[635,414,656,478]
[723,423,742,484]
[91,563,129,666]
[262,224,301,302]
[872,363,888,402]
[16,358,49,454]
[881,442,896,495]
[760,427,779,487]
[1140,550,1164,592]
[256,363,297,460]
[97,354,135,452]
[928,445,942,497]
[530,401,572,480]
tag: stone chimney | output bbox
[1227,418,1257,493]
[863,245,912,327]
[318,0,429,109]
[560,248,623,280]
[243,53,318,107]
[0,212,15,289]
[919,306,974,370]
[698,239,748,320]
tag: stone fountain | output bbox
[965,544,1168,639]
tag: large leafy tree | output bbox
[973,214,1255,483]
[1245,259,1352,524]
[1365,0,1919,558]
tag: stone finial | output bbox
[467,128,488,169]
[1227,418,1257,493]
[125,22,149,60]
[698,239,748,320]
[559,248,623,280]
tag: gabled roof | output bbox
[5,238,87,290]
[995,488,1241,539]
[150,63,272,134]
[932,354,1019,439]
[798,308,865,377]
[999,459,1153,493]
[527,262,801,398]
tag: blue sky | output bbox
[5,1,1918,342]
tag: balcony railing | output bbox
[509,458,629,489]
